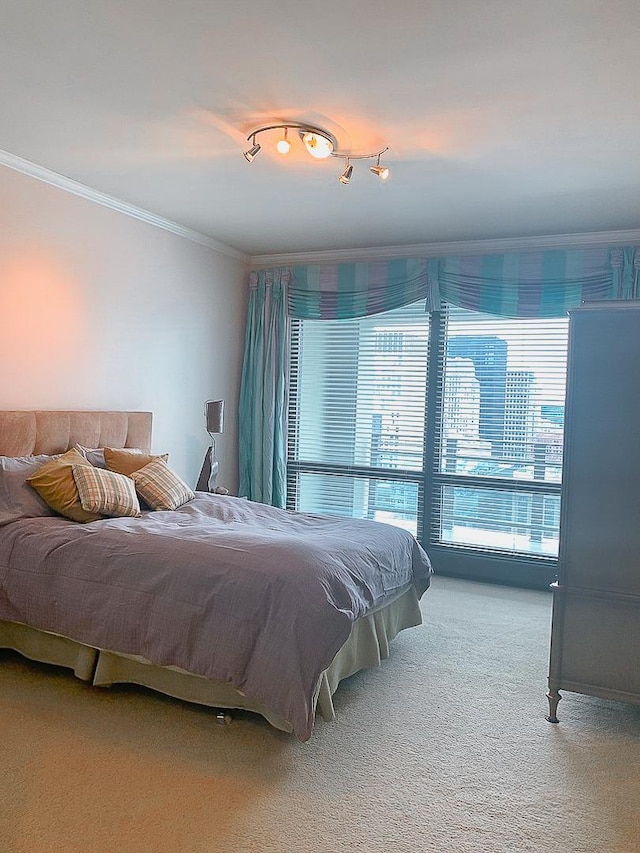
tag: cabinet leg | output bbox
[546,688,561,723]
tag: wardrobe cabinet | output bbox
[547,302,640,722]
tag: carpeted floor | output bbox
[1,576,639,853]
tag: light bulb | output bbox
[301,131,334,159]
[276,127,291,155]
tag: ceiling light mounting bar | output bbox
[332,145,389,161]
[245,123,338,150]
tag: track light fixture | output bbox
[276,127,291,155]
[300,129,334,159]
[338,160,353,185]
[242,122,390,184]
[243,136,261,162]
[370,153,390,181]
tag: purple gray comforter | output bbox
[0,493,432,740]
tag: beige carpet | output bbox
[1,576,639,853]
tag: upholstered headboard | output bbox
[0,411,152,457]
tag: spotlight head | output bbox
[338,163,353,185]
[243,142,261,162]
[370,164,390,181]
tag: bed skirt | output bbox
[0,584,422,733]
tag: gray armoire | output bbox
[547,302,640,721]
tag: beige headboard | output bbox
[0,411,152,457]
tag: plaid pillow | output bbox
[131,459,195,511]
[72,465,141,518]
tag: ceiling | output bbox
[2,0,639,257]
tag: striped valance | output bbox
[288,258,429,319]
[430,247,638,318]
[253,246,640,320]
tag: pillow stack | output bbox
[24,446,195,523]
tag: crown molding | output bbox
[249,228,640,268]
[0,148,247,262]
[3,146,637,268]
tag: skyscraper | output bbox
[447,335,508,454]
[504,370,535,459]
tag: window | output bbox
[434,306,568,559]
[287,301,569,584]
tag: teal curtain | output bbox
[238,269,288,506]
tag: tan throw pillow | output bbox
[104,448,169,477]
[72,465,141,518]
[26,448,102,523]
[131,459,195,511]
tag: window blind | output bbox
[287,302,430,536]
[287,300,569,566]
[432,305,569,557]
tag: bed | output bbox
[0,410,432,741]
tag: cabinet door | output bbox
[556,591,640,697]
[560,305,640,595]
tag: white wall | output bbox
[0,166,248,491]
